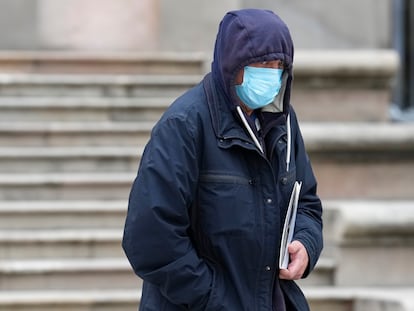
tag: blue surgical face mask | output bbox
[235,66,283,110]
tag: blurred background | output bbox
[0,1,413,310]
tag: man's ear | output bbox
[234,67,245,85]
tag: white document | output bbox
[279,181,302,269]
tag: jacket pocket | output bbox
[198,172,256,238]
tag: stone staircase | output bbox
[0,50,413,311]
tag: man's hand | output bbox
[279,240,309,280]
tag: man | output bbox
[123,8,323,311]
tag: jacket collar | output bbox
[203,73,288,158]
[203,73,249,142]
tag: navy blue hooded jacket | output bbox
[123,9,323,311]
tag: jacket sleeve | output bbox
[122,112,212,309]
[290,109,324,278]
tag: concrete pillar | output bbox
[37,0,159,51]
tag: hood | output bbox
[211,9,294,114]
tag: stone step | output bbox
[0,287,412,311]
[0,73,201,97]
[303,122,414,200]
[303,287,414,311]
[0,147,141,173]
[0,290,139,311]
[0,51,208,75]
[0,229,123,260]
[297,257,336,287]
[292,49,398,122]
[0,227,333,286]
[0,198,334,286]
[1,122,413,199]
[0,122,153,147]
[0,97,171,122]
[0,258,140,291]
[0,200,127,229]
[0,50,398,122]
[0,172,134,200]
[0,197,334,286]
[324,200,414,287]
[0,238,333,285]
[0,199,339,251]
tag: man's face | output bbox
[234,59,285,115]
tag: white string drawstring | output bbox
[236,106,264,154]
[286,113,291,172]
[236,106,291,170]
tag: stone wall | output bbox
[0,0,38,49]
[37,0,159,51]
[242,0,393,49]
[0,0,159,51]
[0,0,394,52]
